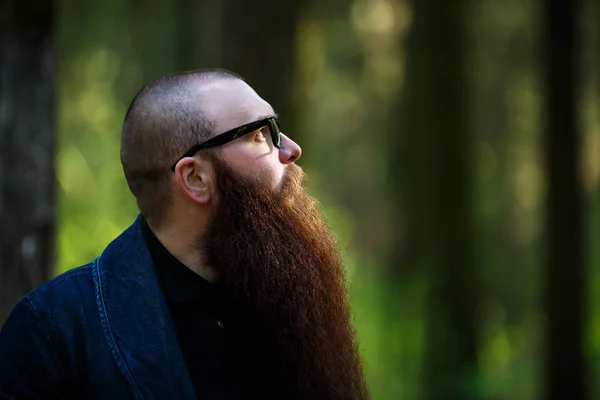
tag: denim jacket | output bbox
[0,215,196,399]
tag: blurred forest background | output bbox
[1,0,600,399]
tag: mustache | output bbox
[278,163,305,197]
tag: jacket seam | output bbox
[92,257,144,400]
[25,296,67,383]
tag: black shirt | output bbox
[142,219,249,399]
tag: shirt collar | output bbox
[142,218,216,304]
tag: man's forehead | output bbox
[196,79,276,133]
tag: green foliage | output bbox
[57,46,139,272]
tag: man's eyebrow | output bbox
[256,112,278,120]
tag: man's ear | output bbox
[174,156,214,205]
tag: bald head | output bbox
[121,68,242,227]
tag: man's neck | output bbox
[147,219,219,284]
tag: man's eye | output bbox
[254,130,267,141]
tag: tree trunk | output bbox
[398,0,479,398]
[543,0,586,399]
[0,0,55,324]
[175,0,222,70]
[220,0,303,145]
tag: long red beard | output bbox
[203,155,369,399]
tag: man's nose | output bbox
[278,134,302,164]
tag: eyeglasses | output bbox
[170,116,282,171]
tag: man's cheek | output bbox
[256,164,282,191]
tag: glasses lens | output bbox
[270,118,282,148]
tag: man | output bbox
[0,69,369,399]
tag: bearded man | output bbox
[0,69,369,399]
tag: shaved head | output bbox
[121,68,242,227]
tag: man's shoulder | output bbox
[24,261,96,315]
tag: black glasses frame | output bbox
[170,116,282,171]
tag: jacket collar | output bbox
[92,215,195,400]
